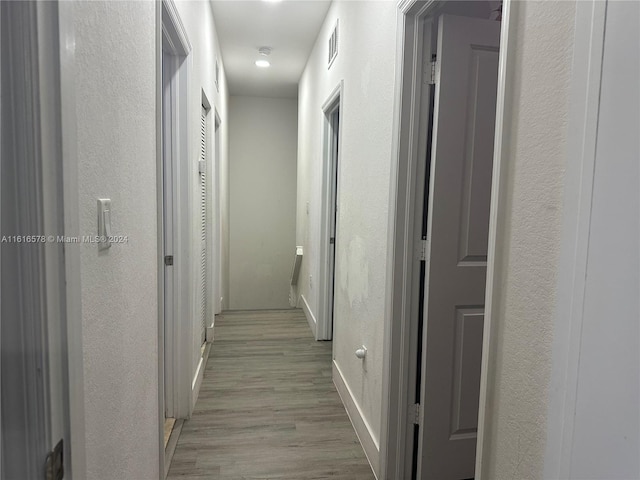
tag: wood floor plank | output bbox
[167,309,375,480]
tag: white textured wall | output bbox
[229,96,298,310]
[297,0,398,445]
[479,2,576,478]
[174,0,229,378]
[73,1,159,478]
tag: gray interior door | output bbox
[418,14,500,479]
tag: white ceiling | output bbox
[211,0,332,98]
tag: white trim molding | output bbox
[474,1,514,477]
[300,294,317,338]
[161,0,192,56]
[317,80,344,341]
[333,362,380,479]
[191,343,212,414]
[161,0,193,424]
[381,2,437,477]
[201,88,216,343]
[2,3,77,477]
[543,1,607,477]
[155,1,165,477]
[58,0,89,476]
[213,108,223,316]
[190,347,205,411]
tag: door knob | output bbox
[355,346,367,359]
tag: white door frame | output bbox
[2,2,59,476]
[2,1,82,477]
[381,1,513,477]
[213,109,222,317]
[155,1,164,476]
[317,81,344,341]
[160,0,193,425]
[58,0,87,476]
[200,95,221,340]
[543,1,607,477]
[201,90,212,346]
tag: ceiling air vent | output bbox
[328,20,339,68]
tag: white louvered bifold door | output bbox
[199,106,207,345]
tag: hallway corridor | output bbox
[167,310,374,479]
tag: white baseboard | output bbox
[191,343,211,410]
[333,361,380,479]
[289,285,297,307]
[191,356,203,410]
[202,342,212,371]
[300,294,317,338]
[206,316,215,343]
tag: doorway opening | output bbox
[161,2,193,472]
[202,97,222,345]
[383,1,507,479]
[317,82,343,341]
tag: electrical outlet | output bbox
[309,275,313,289]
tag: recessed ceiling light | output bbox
[263,0,282,3]
[255,59,271,68]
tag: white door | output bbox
[418,14,500,479]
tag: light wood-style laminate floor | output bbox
[167,309,375,480]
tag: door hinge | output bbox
[45,439,64,480]
[409,403,421,425]
[164,255,174,266]
[428,54,437,85]
[420,238,428,262]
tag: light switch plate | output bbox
[97,198,111,251]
